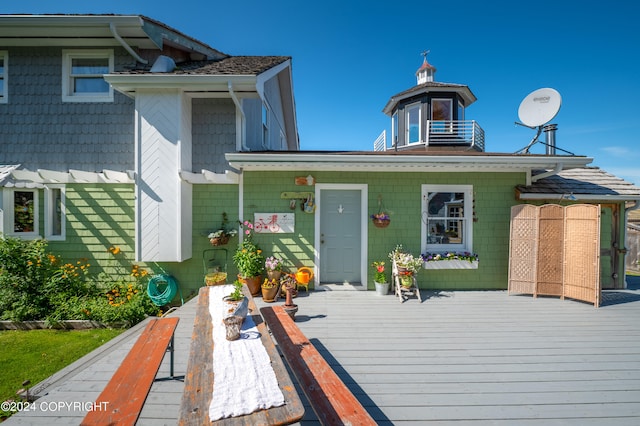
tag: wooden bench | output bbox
[260,306,376,426]
[81,316,179,426]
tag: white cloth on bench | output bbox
[209,285,285,420]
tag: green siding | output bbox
[48,184,137,282]
[242,172,316,274]
[38,169,624,299]
[240,170,527,291]
[154,184,239,300]
[48,184,240,303]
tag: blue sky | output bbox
[5,1,640,185]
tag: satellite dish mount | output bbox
[515,88,565,154]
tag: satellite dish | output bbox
[518,88,561,127]
[515,88,566,154]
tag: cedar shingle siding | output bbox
[0,46,135,172]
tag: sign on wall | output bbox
[253,213,295,233]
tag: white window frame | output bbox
[2,188,40,239]
[457,100,465,121]
[62,49,114,103]
[0,50,7,104]
[405,102,422,144]
[44,185,65,241]
[391,112,398,146]
[421,184,473,254]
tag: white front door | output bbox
[317,186,367,285]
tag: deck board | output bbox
[4,286,640,425]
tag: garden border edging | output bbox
[0,320,128,330]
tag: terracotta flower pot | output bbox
[261,284,279,302]
[238,275,263,296]
[267,270,282,280]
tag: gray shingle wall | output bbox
[192,98,236,174]
[0,46,135,172]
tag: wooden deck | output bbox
[5,278,640,425]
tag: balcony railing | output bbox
[374,120,485,152]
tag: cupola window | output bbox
[431,99,453,133]
[406,103,421,143]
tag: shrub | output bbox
[0,237,91,321]
[0,237,158,326]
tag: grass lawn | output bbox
[0,328,124,412]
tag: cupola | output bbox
[378,53,485,152]
[416,51,436,84]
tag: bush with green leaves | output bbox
[0,236,159,326]
[0,237,91,321]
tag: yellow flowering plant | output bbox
[232,221,265,278]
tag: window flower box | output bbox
[422,252,479,270]
[423,259,478,270]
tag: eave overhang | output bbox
[226,152,592,173]
[105,74,258,96]
[516,167,640,202]
[0,15,223,59]
[516,191,640,202]
[0,15,151,46]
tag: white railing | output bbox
[425,120,485,151]
[373,130,386,152]
[372,121,485,152]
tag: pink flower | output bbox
[245,230,250,235]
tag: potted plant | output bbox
[371,212,390,228]
[261,277,280,302]
[232,220,264,296]
[371,261,389,295]
[208,212,238,246]
[264,256,283,280]
[389,245,422,287]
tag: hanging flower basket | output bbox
[207,212,238,246]
[371,195,391,228]
[209,235,230,246]
[372,217,390,228]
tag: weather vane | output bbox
[421,50,430,60]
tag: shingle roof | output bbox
[118,56,290,76]
[517,167,640,199]
[382,81,477,114]
[389,81,470,99]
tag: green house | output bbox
[2,16,639,304]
